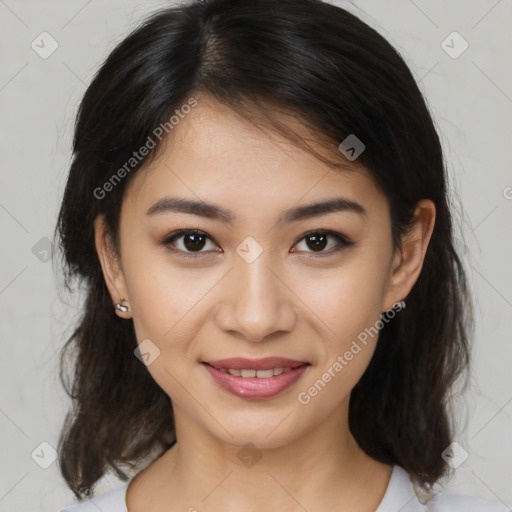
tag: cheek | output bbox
[294,259,387,415]
[121,255,211,399]
[126,270,205,344]
[294,250,391,348]
[119,237,188,339]
[121,240,225,357]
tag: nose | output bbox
[214,254,297,343]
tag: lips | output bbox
[201,357,310,399]
[204,357,308,370]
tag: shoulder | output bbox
[378,465,508,512]
[425,492,509,511]
[59,481,129,512]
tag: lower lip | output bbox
[202,363,309,399]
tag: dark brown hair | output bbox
[55,0,472,500]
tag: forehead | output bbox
[122,96,387,222]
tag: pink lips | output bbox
[204,357,307,370]
[202,357,310,399]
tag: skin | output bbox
[94,95,435,512]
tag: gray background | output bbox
[0,0,511,510]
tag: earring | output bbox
[115,298,130,313]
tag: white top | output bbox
[59,464,508,511]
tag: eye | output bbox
[162,229,220,258]
[291,230,354,257]
[161,228,354,259]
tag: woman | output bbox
[56,0,507,510]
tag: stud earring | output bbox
[115,298,130,313]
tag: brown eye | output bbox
[292,230,354,256]
[163,229,220,256]
[304,233,329,252]
[181,232,207,251]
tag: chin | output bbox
[207,411,304,450]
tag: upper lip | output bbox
[203,357,309,370]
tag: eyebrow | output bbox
[146,196,367,224]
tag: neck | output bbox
[133,399,392,512]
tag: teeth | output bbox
[254,368,273,378]
[222,367,294,378]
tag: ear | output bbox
[94,214,132,319]
[383,199,436,311]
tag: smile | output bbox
[219,367,293,377]
[202,362,310,399]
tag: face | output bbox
[95,95,434,450]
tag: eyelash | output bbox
[161,229,355,259]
